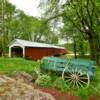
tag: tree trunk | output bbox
[73,37,77,59]
[88,35,100,66]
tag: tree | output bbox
[40,0,100,65]
[8,10,37,41]
[64,0,100,65]
[0,0,59,56]
[25,18,58,44]
[0,0,16,55]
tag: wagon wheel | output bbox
[62,67,90,89]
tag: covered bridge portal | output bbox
[9,39,66,60]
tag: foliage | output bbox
[0,57,39,76]
[0,0,16,54]
[0,0,59,56]
[62,40,90,57]
[30,70,39,82]
[40,0,100,65]
[31,61,42,81]
[95,67,100,82]
[75,87,91,100]
[74,67,100,99]
[35,74,52,88]
[75,85,100,100]
[53,77,69,92]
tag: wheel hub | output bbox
[70,74,79,80]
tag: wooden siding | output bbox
[25,47,66,60]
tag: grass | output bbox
[0,57,100,99]
[72,66,100,100]
[95,66,100,82]
[0,57,39,76]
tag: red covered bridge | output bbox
[9,39,66,60]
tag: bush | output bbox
[35,74,52,88]
[31,71,38,82]
[75,84,100,100]
[91,84,100,97]
[53,77,69,92]
[75,87,90,100]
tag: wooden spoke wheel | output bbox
[62,67,90,89]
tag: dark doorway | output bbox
[11,46,23,57]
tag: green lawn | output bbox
[0,57,39,76]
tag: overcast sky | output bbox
[8,0,41,17]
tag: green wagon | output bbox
[41,56,96,89]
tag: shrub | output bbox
[53,77,69,92]
[91,84,100,97]
[31,71,38,82]
[75,84,100,100]
[35,74,52,88]
[75,87,90,100]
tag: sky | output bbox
[8,0,41,17]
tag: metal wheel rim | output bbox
[62,67,90,89]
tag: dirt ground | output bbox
[33,84,80,100]
[33,84,99,100]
